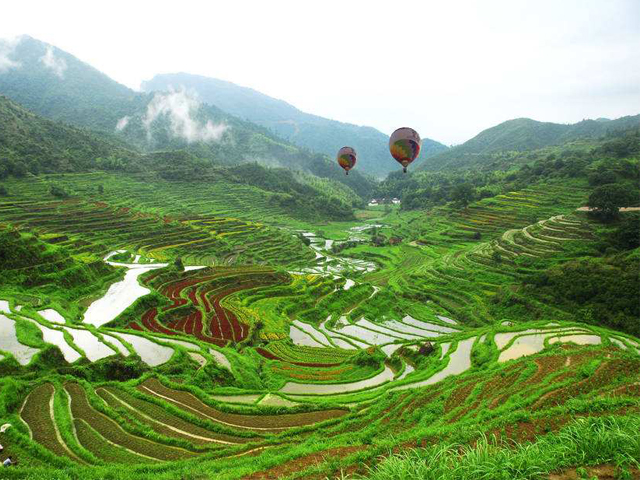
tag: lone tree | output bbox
[173,256,185,271]
[588,184,639,221]
[452,183,475,208]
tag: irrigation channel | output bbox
[2,221,639,410]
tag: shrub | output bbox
[349,347,385,368]
[49,184,69,198]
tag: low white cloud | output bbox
[143,87,228,143]
[115,116,130,131]
[0,37,22,73]
[39,45,67,78]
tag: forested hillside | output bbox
[0,36,375,200]
[0,35,146,130]
[0,96,358,221]
[142,73,448,178]
[417,115,640,172]
[377,127,640,211]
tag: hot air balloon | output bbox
[389,127,422,173]
[337,146,357,175]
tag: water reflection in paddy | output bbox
[211,394,260,404]
[258,394,299,407]
[102,334,130,356]
[208,348,232,370]
[113,333,173,366]
[337,323,401,345]
[498,333,549,362]
[382,320,441,338]
[38,309,66,324]
[291,320,330,347]
[549,335,602,346]
[64,327,115,362]
[290,325,326,348]
[402,316,458,334]
[281,365,395,395]
[355,319,423,341]
[25,318,80,363]
[392,337,475,391]
[0,315,39,365]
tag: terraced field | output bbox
[1,175,639,479]
[0,174,314,267]
[128,267,289,347]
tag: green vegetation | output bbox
[0,36,638,480]
[415,115,640,171]
[377,128,639,212]
[141,72,448,179]
[0,227,122,316]
[350,416,640,480]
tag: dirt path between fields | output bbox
[576,206,640,212]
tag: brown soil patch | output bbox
[534,358,640,410]
[490,356,565,409]
[444,381,476,413]
[394,386,445,421]
[529,355,568,385]
[549,464,640,479]
[605,383,640,398]
[241,445,364,480]
[380,392,411,425]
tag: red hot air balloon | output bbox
[337,146,357,175]
[389,127,422,173]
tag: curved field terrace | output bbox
[1,174,639,479]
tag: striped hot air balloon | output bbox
[337,146,357,175]
[389,127,422,173]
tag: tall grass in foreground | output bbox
[349,416,640,480]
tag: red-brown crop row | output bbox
[141,308,179,337]
[130,270,287,346]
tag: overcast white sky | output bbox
[1,0,639,144]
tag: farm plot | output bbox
[19,383,79,462]
[0,174,315,268]
[137,378,348,430]
[128,268,290,346]
[96,387,252,446]
[259,342,355,367]
[65,382,196,461]
[0,314,40,365]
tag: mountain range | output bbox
[141,73,448,179]
[1,35,638,185]
[417,115,640,172]
[0,36,376,201]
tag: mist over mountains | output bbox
[142,73,449,179]
[0,36,377,201]
[1,35,638,185]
